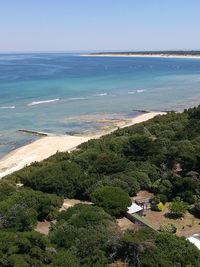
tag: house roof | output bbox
[187,234,200,250]
[131,213,157,231]
[128,203,143,214]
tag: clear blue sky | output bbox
[0,0,200,52]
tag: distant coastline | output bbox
[82,51,200,59]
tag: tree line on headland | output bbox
[1,106,200,266]
[91,50,200,56]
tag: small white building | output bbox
[187,234,200,250]
[127,202,143,216]
[126,202,156,230]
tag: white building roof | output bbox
[128,202,143,214]
[187,234,200,250]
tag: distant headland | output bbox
[83,50,200,59]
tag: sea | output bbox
[1,53,200,158]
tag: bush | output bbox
[0,203,37,231]
[0,231,53,266]
[50,204,119,267]
[51,250,80,267]
[160,223,177,233]
[58,204,113,228]
[157,194,168,204]
[169,197,189,218]
[91,186,131,217]
[92,152,127,174]
[0,189,62,231]
[157,202,164,211]
[151,201,164,212]
[23,161,87,198]
[0,181,16,201]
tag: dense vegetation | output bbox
[12,106,200,205]
[1,106,200,266]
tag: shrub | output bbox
[157,202,164,211]
[151,201,164,212]
[160,223,177,233]
[157,194,168,205]
[169,197,189,218]
[90,186,131,217]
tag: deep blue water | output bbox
[1,53,200,157]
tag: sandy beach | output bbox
[82,54,200,59]
[0,112,165,179]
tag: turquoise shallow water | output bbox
[1,53,200,157]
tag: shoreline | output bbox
[0,112,165,179]
[81,54,200,59]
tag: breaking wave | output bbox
[27,98,60,106]
[93,93,108,96]
[136,89,146,93]
[0,106,15,109]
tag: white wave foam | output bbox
[128,91,135,94]
[136,89,146,93]
[0,106,15,109]
[93,93,108,96]
[27,98,60,106]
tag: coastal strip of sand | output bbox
[82,54,200,59]
[0,112,165,179]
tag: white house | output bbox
[127,202,143,216]
[187,234,200,250]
